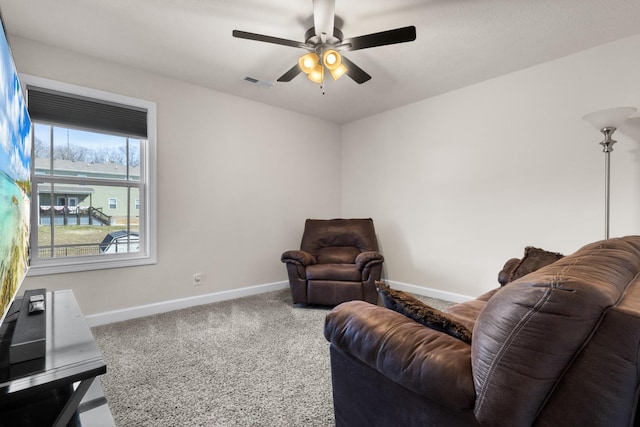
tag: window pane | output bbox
[129,188,140,230]
[128,139,141,182]
[36,182,140,258]
[33,124,140,181]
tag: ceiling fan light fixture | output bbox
[298,53,319,74]
[329,63,348,80]
[308,64,324,83]
[233,3,417,88]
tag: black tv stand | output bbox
[0,290,111,426]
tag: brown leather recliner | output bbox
[324,236,640,426]
[281,218,384,306]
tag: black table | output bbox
[0,290,108,426]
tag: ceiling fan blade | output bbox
[233,30,311,49]
[340,56,371,84]
[277,64,302,82]
[313,0,335,38]
[342,26,416,51]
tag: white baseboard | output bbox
[384,280,473,304]
[86,279,474,327]
[85,281,289,327]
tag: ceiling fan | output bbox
[232,0,416,85]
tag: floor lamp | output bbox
[583,107,637,240]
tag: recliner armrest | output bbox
[281,250,316,266]
[355,251,384,270]
[324,301,475,410]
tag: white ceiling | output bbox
[1,0,639,124]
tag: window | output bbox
[24,75,157,275]
[56,197,78,207]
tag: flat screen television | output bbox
[0,16,32,336]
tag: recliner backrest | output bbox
[300,218,378,264]
[471,236,640,427]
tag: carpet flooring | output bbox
[91,289,454,426]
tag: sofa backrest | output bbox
[533,276,640,426]
[300,218,378,264]
[471,236,640,427]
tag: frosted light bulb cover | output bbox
[308,64,324,83]
[322,49,342,71]
[583,107,637,130]
[298,53,319,75]
[329,63,348,80]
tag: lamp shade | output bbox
[322,49,342,70]
[583,107,637,130]
[298,53,319,75]
[329,63,348,80]
[308,64,324,83]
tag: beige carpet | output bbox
[91,289,454,426]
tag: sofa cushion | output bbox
[445,298,491,333]
[306,264,362,281]
[376,282,472,343]
[507,246,564,283]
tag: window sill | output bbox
[27,254,157,276]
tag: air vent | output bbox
[243,76,274,89]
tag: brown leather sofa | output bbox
[324,236,640,426]
[281,218,384,306]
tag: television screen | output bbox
[0,17,31,328]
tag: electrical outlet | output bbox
[193,273,203,286]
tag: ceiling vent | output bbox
[243,76,274,89]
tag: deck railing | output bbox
[39,205,112,226]
[38,243,102,258]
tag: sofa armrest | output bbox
[324,301,475,410]
[281,250,316,266]
[355,251,384,270]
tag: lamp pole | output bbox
[600,127,617,240]
[583,107,636,241]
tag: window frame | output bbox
[23,74,157,275]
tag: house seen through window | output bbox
[34,125,141,257]
[25,76,157,274]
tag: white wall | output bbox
[10,36,342,315]
[342,34,640,298]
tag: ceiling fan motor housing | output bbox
[305,27,343,46]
